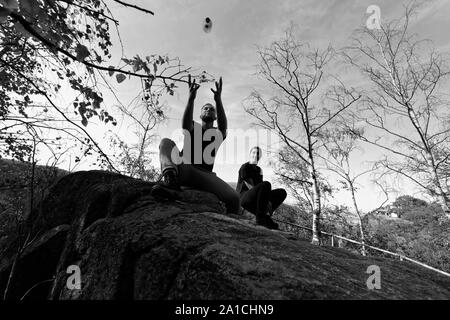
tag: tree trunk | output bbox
[427,152,450,219]
[310,164,321,245]
[3,232,30,300]
[349,182,366,256]
[357,220,367,256]
[3,251,20,300]
[437,193,450,219]
[406,107,450,219]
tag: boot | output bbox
[151,168,181,200]
[256,213,279,230]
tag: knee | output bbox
[261,181,271,191]
[159,138,175,149]
[280,189,287,199]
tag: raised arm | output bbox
[211,77,227,138]
[182,75,199,131]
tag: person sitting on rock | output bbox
[151,75,240,214]
[236,146,287,229]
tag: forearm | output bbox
[244,178,255,189]
[182,96,195,130]
[215,97,227,137]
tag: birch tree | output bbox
[320,127,390,255]
[245,27,360,244]
[343,4,450,219]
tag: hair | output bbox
[250,146,262,156]
[202,103,215,109]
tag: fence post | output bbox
[331,235,334,247]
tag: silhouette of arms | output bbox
[182,75,199,131]
[211,77,227,139]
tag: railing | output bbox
[273,218,450,278]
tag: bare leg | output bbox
[159,138,181,173]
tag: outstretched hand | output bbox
[211,77,222,101]
[188,74,200,99]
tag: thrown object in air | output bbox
[203,17,212,33]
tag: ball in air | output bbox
[203,17,212,33]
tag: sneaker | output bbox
[151,169,181,200]
[256,214,279,230]
[161,168,181,191]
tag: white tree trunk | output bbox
[309,164,321,245]
[426,152,450,219]
[350,183,366,256]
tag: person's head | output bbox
[249,146,262,164]
[200,103,217,123]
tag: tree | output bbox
[365,197,450,272]
[108,132,159,181]
[319,127,390,255]
[1,1,210,298]
[0,0,205,166]
[391,195,428,216]
[275,145,333,215]
[245,26,360,244]
[342,3,450,219]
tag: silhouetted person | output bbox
[236,147,287,229]
[151,75,240,214]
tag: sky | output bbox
[43,0,450,212]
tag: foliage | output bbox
[274,203,312,240]
[0,0,208,166]
[275,146,333,211]
[365,196,450,272]
[391,195,428,214]
[108,133,159,181]
[0,158,66,240]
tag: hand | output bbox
[188,74,200,99]
[211,77,222,101]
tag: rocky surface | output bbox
[0,170,449,300]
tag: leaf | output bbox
[116,73,126,83]
[133,60,142,72]
[121,58,131,64]
[75,44,90,62]
[0,0,19,10]
[13,21,32,38]
[108,66,114,76]
[0,7,9,23]
[19,0,39,15]
[81,118,88,127]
